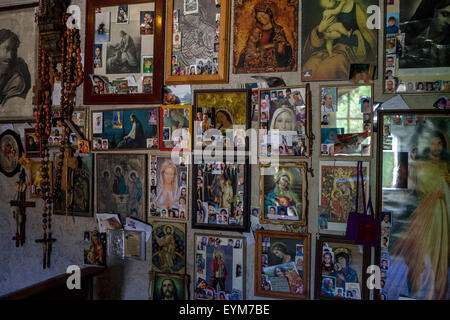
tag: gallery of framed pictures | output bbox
[83,0,165,104]
[258,85,311,159]
[160,105,192,151]
[193,89,251,151]
[319,84,374,158]
[376,109,450,300]
[315,235,370,300]
[254,230,310,299]
[164,0,231,84]
[192,156,250,232]
[194,233,246,300]
[91,107,159,151]
[383,0,450,94]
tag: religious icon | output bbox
[260,163,307,225]
[29,160,53,199]
[24,128,41,158]
[84,231,106,266]
[152,221,186,274]
[116,5,129,24]
[0,130,23,177]
[149,272,189,300]
[140,11,154,35]
[301,0,378,81]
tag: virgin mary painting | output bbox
[301,0,377,81]
[233,0,298,73]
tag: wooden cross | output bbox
[35,232,56,269]
[61,148,79,214]
[10,169,35,247]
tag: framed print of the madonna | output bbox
[193,89,251,151]
[315,235,370,300]
[233,0,298,74]
[260,162,307,226]
[319,84,374,158]
[149,154,189,221]
[301,0,378,81]
[194,233,246,300]
[383,0,450,94]
[376,110,450,300]
[84,0,165,105]
[164,0,231,84]
[258,85,311,159]
[255,230,310,299]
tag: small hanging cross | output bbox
[10,169,35,247]
[35,231,56,269]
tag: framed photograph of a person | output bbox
[383,0,450,94]
[314,235,370,300]
[255,230,310,299]
[24,128,42,158]
[233,0,298,74]
[376,110,450,300]
[301,0,378,81]
[151,221,186,274]
[149,154,189,221]
[159,105,192,151]
[149,271,189,300]
[258,85,311,158]
[164,0,231,84]
[319,84,374,158]
[0,129,23,177]
[84,0,165,105]
[260,162,307,226]
[194,233,246,300]
[0,5,37,121]
[194,89,251,151]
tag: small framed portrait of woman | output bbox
[194,233,246,300]
[149,154,189,221]
[192,158,250,232]
[159,105,192,151]
[258,85,310,158]
[319,84,374,158]
[194,89,251,151]
[260,162,307,226]
[255,230,310,299]
[233,0,298,73]
[315,235,370,300]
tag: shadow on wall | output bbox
[93,264,125,299]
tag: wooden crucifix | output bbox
[35,230,56,269]
[10,169,35,247]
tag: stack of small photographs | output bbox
[149,155,187,220]
[92,4,154,95]
[261,238,304,295]
[195,161,245,226]
[171,5,220,76]
[195,236,243,300]
[259,87,307,156]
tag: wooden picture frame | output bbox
[95,153,147,222]
[164,0,231,84]
[159,104,192,151]
[28,160,52,199]
[254,230,310,300]
[301,0,378,81]
[383,0,450,94]
[193,233,246,300]
[0,4,37,121]
[151,220,186,274]
[375,109,450,300]
[319,84,374,158]
[192,156,250,232]
[53,154,94,217]
[318,161,370,233]
[149,153,189,221]
[23,128,41,158]
[0,129,23,177]
[233,0,298,74]
[83,0,165,105]
[193,89,251,151]
[91,107,159,151]
[260,162,308,226]
[314,235,370,300]
[257,85,311,159]
[148,271,189,300]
